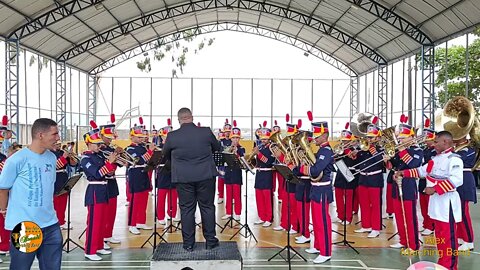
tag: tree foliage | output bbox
[434,28,480,110]
[136,29,215,77]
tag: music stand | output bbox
[229,168,257,242]
[220,153,243,232]
[332,162,359,254]
[268,165,306,268]
[56,173,84,252]
[141,153,167,251]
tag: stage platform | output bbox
[151,241,242,270]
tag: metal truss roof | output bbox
[1,0,479,76]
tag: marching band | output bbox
[1,95,475,269]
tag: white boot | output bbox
[129,226,140,235]
[313,255,331,264]
[354,227,372,233]
[367,230,380,238]
[85,254,102,261]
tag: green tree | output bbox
[434,28,480,110]
[136,29,215,77]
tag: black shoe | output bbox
[183,246,194,252]
[206,242,219,250]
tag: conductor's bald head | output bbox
[178,107,193,124]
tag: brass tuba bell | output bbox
[350,112,374,138]
[436,96,475,140]
[292,131,316,166]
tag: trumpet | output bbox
[100,149,138,166]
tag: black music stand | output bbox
[268,165,306,268]
[229,168,257,242]
[141,152,167,251]
[220,153,243,232]
[57,174,84,252]
[332,167,359,254]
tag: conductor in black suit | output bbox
[162,107,221,251]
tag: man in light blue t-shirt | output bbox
[0,118,62,270]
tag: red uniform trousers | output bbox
[0,215,10,252]
[386,183,394,215]
[419,193,434,230]
[335,188,354,223]
[358,185,382,230]
[296,199,310,238]
[126,179,131,202]
[353,187,359,213]
[217,177,225,199]
[457,201,474,243]
[128,190,149,226]
[393,198,420,250]
[312,200,332,256]
[53,193,68,226]
[255,189,273,222]
[104,197,117,239]
[225,184,242,216]
[279,192,299,231]
[157,188,178,220]
[273,172,285,200]
[434,208,458,270]
[85,198,108,255]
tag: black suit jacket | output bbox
[162,122,221,183]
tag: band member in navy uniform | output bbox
[386,115,423,250]
[81,120,118,261]
[454,136,477,251]
[151,125,163,147]
[396,131,463,270]
[51,140,78,231]
[354,116,385,238]
[271,120,283,201]
[334,122,358,225]
[99,114,122,245]
[419,118,436,236]
[126,117,156,235]
[156,122,178,225]
[253,123,276,227]
[273,122,299,233]
[217,119,232,204]
[222,121,245,220]
[298,121,334,264]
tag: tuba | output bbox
[350,112,374,151]
[292,131,316,166]
[378,126,398,157]
[436,96,475,140]
[269,131,289,162]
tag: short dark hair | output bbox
[31,118,57,139]
[436,130,453,140]
[178,107,192,118]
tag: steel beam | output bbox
[421,45,435,129]
[346,0,432,44]
[377,64,388,129]
[58,0,386,66]
[87,74,97,122]
[4,39,20,140]
[8,0,104,40]
[350,76,359,119]
[90,22,356,76]
[56,61,67,140]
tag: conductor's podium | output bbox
[151,241,243,270]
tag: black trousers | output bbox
[176,178,218,248]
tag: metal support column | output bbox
[421,45,435,129]
[56,61,67,140]
[5,39,20,141]
[349,76,359,119]
[377,64,388,129]
[87,74,97,123]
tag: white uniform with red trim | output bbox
[412,148,463,223]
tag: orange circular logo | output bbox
[11,221,43,253]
